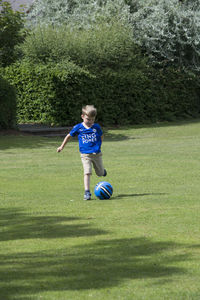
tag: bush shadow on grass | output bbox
[0,235,194,299]
[0,131,129,151]
[0,209,196,299]
[0,135,60,151]
[2,118,200,150]
[0,208,107,241]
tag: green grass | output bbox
[1,120,200,300]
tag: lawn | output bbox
[0,120,200,300]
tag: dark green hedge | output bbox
[147,68,200,122]
[2,60,95,125]
[91,67,200,125]
[0,75,16,129]
[2,60,200,126]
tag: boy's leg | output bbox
[84,174,91,200]
[92,153,107,177]
[84,174,90,191]
[81,154,92,200]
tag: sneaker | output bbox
[84,191,91,200]
[103,169,107,177]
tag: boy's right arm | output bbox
[57,134,71,152]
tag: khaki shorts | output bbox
[81,153,104,176]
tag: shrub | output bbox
[0,74,16,129]
[3,60,200,126]
[131,0,200,71]
[20,20,140,70]
[19,26,70,63]
[0,0,25,67]
[92,67,200,125]
[4,15,200,126]
[26,0,200,72]
[3,60,95,125]
[26,0,131,28]
[144,67,200,122]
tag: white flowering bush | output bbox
[131,0,200,70]
[27,0,131,28]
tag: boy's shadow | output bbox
[111,193,167,200]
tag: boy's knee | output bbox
[96,169,107,177]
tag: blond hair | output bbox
[82,105,97,118]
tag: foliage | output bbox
[146,67,200,122]
[0,0,26,67]
[27,0,131,28]
[19,26,71,63]
[0,74,16,129]
[26,0,76,27]
[3,58,200,126]
[26,0,200,71]
[2,4,200,126]
[64,21,140,70]
[3,22,153,126]
[2,60,94,125]
[19,21,140,70]
[131,0,200,71]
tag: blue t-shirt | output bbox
[69,123,103,154]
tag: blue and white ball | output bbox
[94,181,113,200]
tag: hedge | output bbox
[0,75,16,129]
[2,60,95,125]
[93,67,200,124]
[2,60,200,126]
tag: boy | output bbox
[57,105,107,200]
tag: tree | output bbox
[0,0,25,67]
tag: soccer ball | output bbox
[94,181,113,200]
